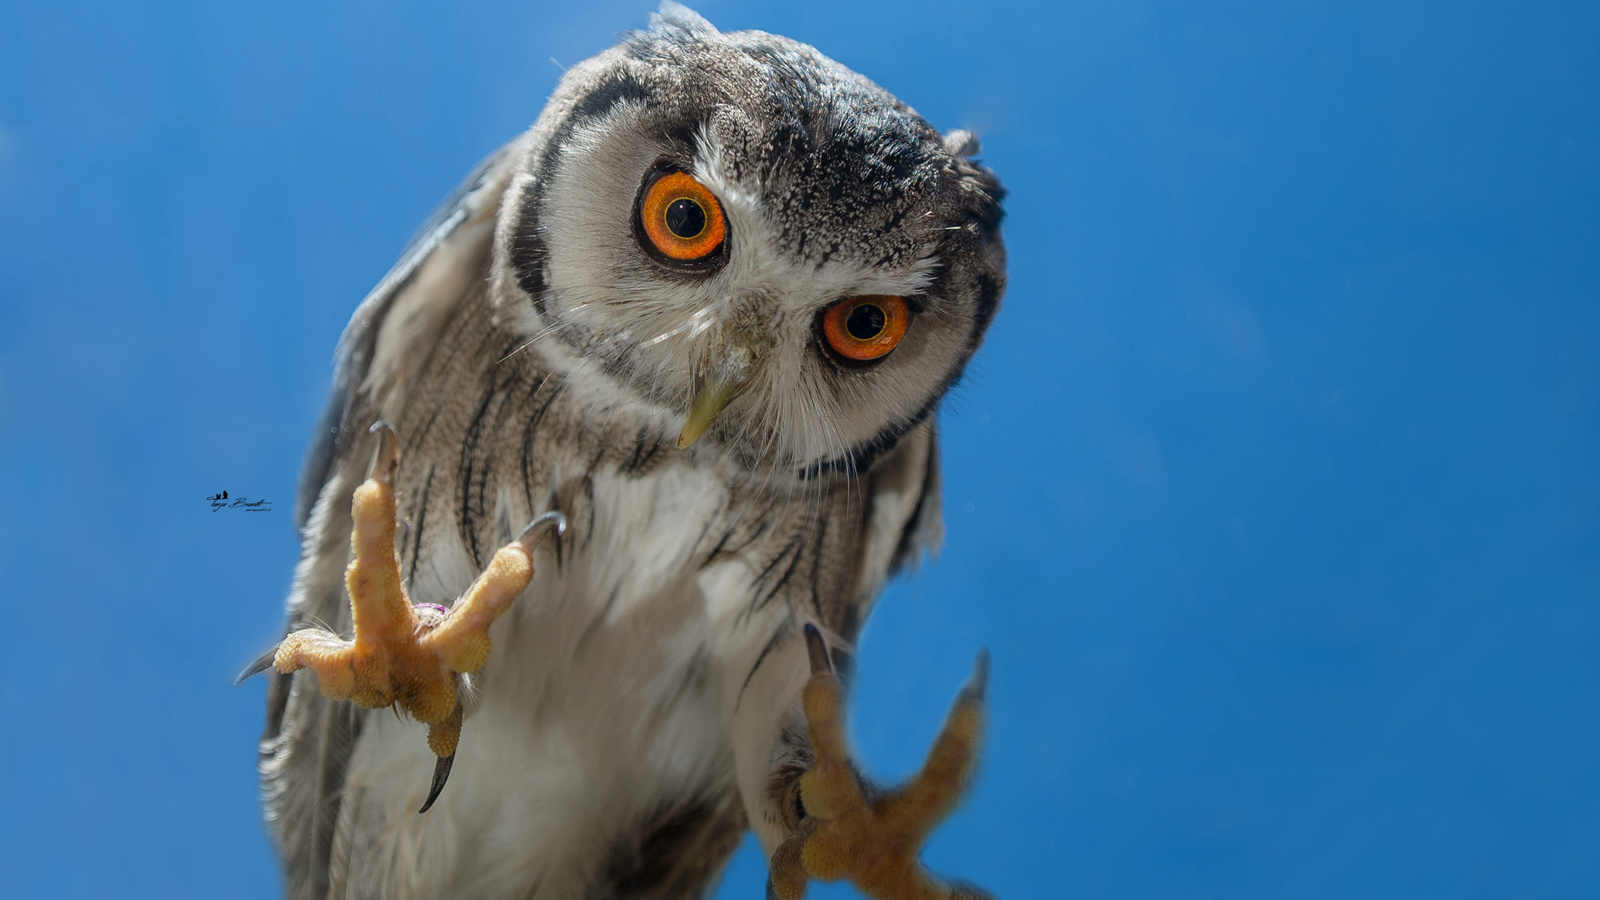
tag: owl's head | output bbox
[495,4,1005,481]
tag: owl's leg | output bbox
[766,626,993,900]
[239,422,564,811]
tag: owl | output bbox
[242,6,1005,899]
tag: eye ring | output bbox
[638,170,726,263]
[821,295,910,363]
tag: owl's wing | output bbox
[729,417,946,865]
[888,424,943,575]
[295,137,527,526]
[848,419,944,633]
[262,138,526,900]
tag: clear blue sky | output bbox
[1,1,1596,897]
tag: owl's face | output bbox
[496,10,1004,481]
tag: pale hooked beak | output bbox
[677,341,756,449]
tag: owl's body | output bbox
[257,8,1003,899]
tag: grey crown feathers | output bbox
[257,5,1005,899]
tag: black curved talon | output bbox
[517,510,568,550]
[367,421,400,485]
[419,753,455,814]
[966,647,990,701]
[803,623,833,676]
[235,645,280,685]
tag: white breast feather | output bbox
[335,465,789,899]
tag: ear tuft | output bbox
[651,3,720,37]
[943,130,981,158]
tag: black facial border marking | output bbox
[509,69,656,317]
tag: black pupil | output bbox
[664,198,706,239]
[845,304,887,341]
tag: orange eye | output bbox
[821,295,910,362]
[639,171,726,262]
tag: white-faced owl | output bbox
[245,6,1005,899]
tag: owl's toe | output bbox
[238,425,564,802]
[418,510,565,674]
[771,625,992,900]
